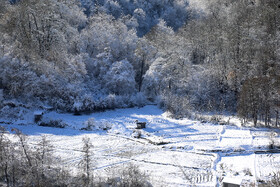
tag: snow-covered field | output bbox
[1,105,280,186]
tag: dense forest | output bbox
[0,0,279,127]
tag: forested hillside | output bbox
[0,0,279,127]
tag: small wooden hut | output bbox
[222,177,244,187]
[34,111,44,123]
[135,120,146,129]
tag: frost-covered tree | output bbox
[104,60,136,95]
[0,0,90,110]
[80,137,93,186]
[80,13,138,62]
[134,38,156,92]
[80,0,190,36]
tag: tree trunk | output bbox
[138,57,145,92]
[276,110,279,127]
[4,162,9,187]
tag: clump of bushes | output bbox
[104,164,152,187]
[81,118,112,131]
[259,172,280,187]
[0,104,29,120]
[132,130,142,139]
[0,128,69,187]
[81,118,95,131]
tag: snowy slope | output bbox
[1,105,280,186]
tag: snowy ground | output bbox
[1,105,280,186]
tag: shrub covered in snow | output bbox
[82,118,112,131]
[82,117,95,131]
[39,119,67,128]
[105,163,152,187]
[132,130,142,139]
[108,123,132,135]
[263,171,280,187]
[0,105,29,120]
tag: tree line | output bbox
[0,0,279,127]
[144,0,280,127]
